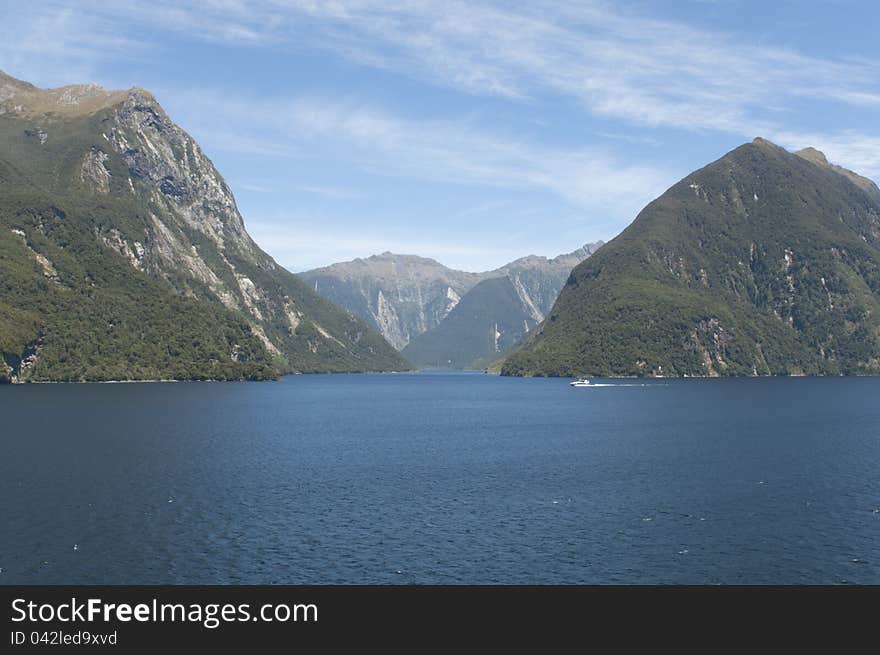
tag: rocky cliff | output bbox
[400,244,604,368]
[0,71,409,381]
[300,243,603,358]
[301,253,485,350]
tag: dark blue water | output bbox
[1,373,878,584]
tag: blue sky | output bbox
[2,1,879,271]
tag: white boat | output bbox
[569,378,592,387]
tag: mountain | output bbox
[400,276,545,369]
[300,243,603,367]
[0,71,408,382]
[300,253,485,350]
[502,138,880,377]
[401,245,603,368]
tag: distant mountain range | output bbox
[502,138,880,377]
[300,243,602,368]
[0,71,409,382]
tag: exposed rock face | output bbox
[401,276,548,368]
[80,148,111,194]
[1,331,44,383]
[400,244,605,368]
[0,71,409,379]
[302,253,485,349]
[95,227,146,270]
[503,138,880,377]
[9,228,60,282]
[108,88,252,249]
[24,127,47,144]
[300,242,603,354]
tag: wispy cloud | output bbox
[13,0,876,177]
[294,185,360,199]
[233,182,360,198]
[246,220,528,272]
[238,183,274,193]
[55,1,878,127]
[189,128,296,158]
[162,88,673,219]
[5,0,880,265]
[0,3,146,85]
[284,97,672,213]
[13,2,880,129]
[771,129,880,181]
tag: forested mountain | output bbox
[503,139,880,377]
[0,71,408,382]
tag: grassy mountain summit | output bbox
[0,71,409,382]
[502,138,880,377]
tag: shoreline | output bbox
[3,370,875,384]
[3,370,416,384]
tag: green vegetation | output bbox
[0,75,409,381]
[402,276,539,369]
[225,249,412,373]
[502,139,880,377]
[0,184,277,382]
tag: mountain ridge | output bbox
[502,138,880,377]
[300,242,603,356]
[0,71,409,381]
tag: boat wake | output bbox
[571,382,666,387]
[569,377,667,388]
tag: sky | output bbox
[2,1,879,272]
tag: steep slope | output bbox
[401,276,542,368]
[300,253,485,350]
[502,138,880,377]
[794,147,880,201]
[0,71,408,381]
[401,243,603,368]
[300,242,602,355]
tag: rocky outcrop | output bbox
[0,71,409,378]
[300,242,603,352]
[302,253,485,350]
[80,148,111,194]
[1,331,44,383]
